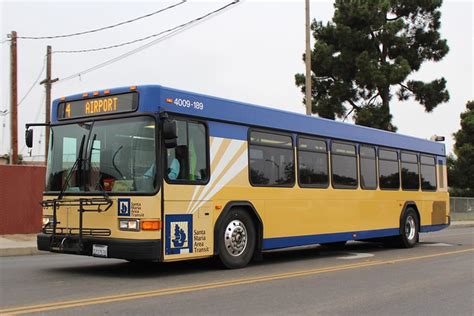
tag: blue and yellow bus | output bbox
[27,84,449,268]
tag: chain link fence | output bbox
[450,197,474,213]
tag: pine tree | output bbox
[295,0,449,131]
[449,101,474,196]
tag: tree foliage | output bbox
[295,0,449,131]
[449,101,474,196]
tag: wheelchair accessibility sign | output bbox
[165,214,193,255]
[117,198,131,216]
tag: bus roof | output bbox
[52,84,446,156]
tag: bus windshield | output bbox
[45,116,157,194]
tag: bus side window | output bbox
[331,142,358,189]
[360,145,377,190]
[379,149,400,190]
[166,120,209,183]
[401,152,420,190]
[297,137,329,188]
[420,155,437,191]
[249,131,294,187]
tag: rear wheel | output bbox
[217,209,256,269]
[386,208,419,248]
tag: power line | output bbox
[18,55,47,107]
[54,0,240,54]
[1,55,47,117]
[16,1,186,40]
[58,0,240,82]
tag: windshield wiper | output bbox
[85,133,109,199]
[57,135,85,200]
[112,145,125,179]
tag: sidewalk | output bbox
[1,222,473,257]
[0,234,43,257]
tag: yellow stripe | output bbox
[2,248,472,315]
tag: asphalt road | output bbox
[1,227,473,315]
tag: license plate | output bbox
[92,244,108,258]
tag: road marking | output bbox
[422,231,473,238]
[1,248,472,315]
[337,252,375,260]
[419,243,454,247]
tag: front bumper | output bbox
[37,233,162,261]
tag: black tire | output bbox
[217,209,256,269]
[389,208,419,248]
[321,241,347,250]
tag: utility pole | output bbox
[305,0,312,116]
[40,45,58,162]
[10,31,18,164]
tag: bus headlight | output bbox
[119,219,140,231]
[42,216,53,227]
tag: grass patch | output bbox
[451,212,474,221]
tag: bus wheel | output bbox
[391,208,419,248]
[218,209,256,269]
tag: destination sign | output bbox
[57,92,138,120]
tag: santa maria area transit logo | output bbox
[117,198,131,216]
[165,214,193,255]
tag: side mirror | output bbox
[163,119,177,149]
[25,129,33,148]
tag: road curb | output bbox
[450,222,474,229]
[0,247,47,257]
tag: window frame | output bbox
[296,135,329,189]
[331,141,359,190]
[248,128,295,188]
[164,117,210,186]
[378,148,400,191]
[359,144,378,190]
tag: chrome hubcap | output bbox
[405,216,416,241]
[224,220,247,256]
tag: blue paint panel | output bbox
[420,224,449,232]
[51,85,445,156]
[437,156,446,165]
[263,228,400,250]
[208,121,247,140]
[158,86,445,156]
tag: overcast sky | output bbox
[1,0,473,161]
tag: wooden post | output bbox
[10,31,18,164]
[41,45,58,162]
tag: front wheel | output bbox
[217,209,256,269]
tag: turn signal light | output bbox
[142,220,161,231]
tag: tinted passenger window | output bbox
[166,120,209,183]
[298,137,328,187]
[249,131,294,186]
[360,146,377,189]
[379,149,400,189]
[421,155,437,191]
[401,153,419,190]
[331,142,357,189]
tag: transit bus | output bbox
[26,84,450,268]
